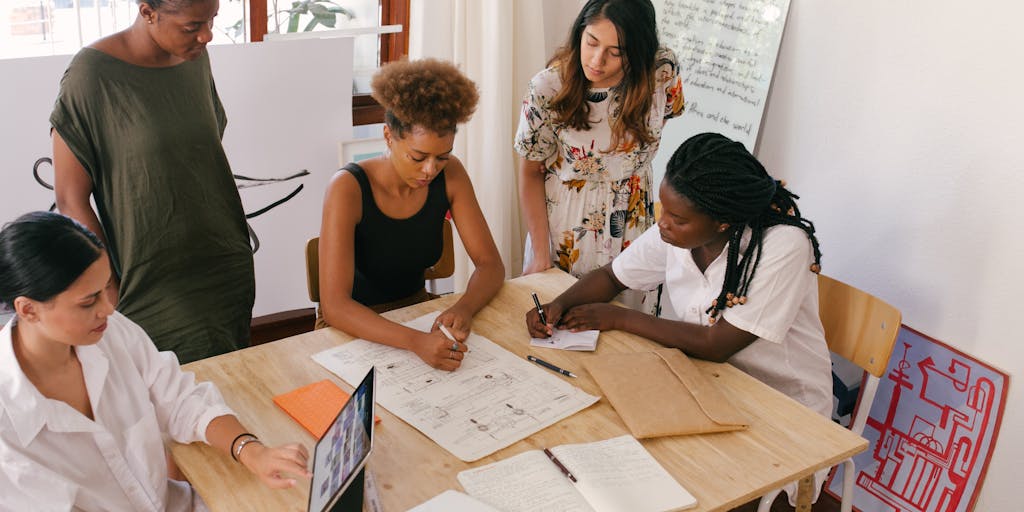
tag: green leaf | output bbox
[318,15,337,28]
[322,3,355,19]
[308,3,329,16]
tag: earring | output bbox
[147,18,153,24]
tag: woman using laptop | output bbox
[0,211,311,511]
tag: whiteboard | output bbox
[0,38,353,317]
[651,0,791,186]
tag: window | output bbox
[0,0,407,124]
[251,0,409,125]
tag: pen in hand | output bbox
[437,323,470,353]
[438,324,457,343]
[543,448,577,483]
[527,355,577,378]
[531,292,549,326]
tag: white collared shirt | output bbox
[0,311,234,512]
[612,224,833,418]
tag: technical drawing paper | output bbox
[312,313,599,461]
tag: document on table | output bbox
[407,490,501,512]
[530,328,599,351]
[457,435,697,512]
[312,313,599,461]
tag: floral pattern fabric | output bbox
[515,47,685,310]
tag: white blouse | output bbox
[612,224,834,418]
[0,312,234,512]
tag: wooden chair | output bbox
[757,274,901,512]
[305,218,455,303]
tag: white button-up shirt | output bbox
[0,312,234,512]
[612,224,833,418]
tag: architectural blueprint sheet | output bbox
[312,314,600,461]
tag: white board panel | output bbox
[651,0,790,185]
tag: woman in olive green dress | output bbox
[51,0,254,364]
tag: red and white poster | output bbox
[826,326,1008,511]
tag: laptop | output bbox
[308,367,375,512]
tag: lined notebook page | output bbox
[555,435,696,512]
[458,450,594,512]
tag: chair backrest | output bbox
[424,218,455,281]
[306,237,321,303]
[304,218,455,303]
[817,274,901,378]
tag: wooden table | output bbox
[171,269,867,512]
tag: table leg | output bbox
[795,475,814,511]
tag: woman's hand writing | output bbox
[412,330,468,371]
[525,300,566,338]
[558,303,626,332]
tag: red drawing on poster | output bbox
[827,326,1007,512]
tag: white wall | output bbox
[754,2,1022,509]
[541,0,586,59]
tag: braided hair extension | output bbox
[664,133,822,324]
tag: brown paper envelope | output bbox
[584,348,748,438]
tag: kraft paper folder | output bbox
[584,348,748,438]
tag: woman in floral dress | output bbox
[516,0,684,311]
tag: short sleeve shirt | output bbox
[612,225,833,417]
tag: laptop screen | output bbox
[308,367,375,512]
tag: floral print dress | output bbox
[515,47,685,311]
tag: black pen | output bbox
[531,292,549,326]
[543,448,578,483]
[527,355,577,378]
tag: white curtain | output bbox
[409,0,555,290]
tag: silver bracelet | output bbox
[233,435,262,463]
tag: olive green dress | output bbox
[50,48,255,363]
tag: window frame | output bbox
[249,0,409,126]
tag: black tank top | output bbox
[346,163,450,306]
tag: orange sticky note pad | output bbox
[273,379,380,439]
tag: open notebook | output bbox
[530,328,600,351]
[457,435,696,512]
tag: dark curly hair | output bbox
[137,0,195,11]
[371,58,479,138]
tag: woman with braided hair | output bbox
[526,132,833,503]
[528,132,832,412]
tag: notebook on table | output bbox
[457,435,696,512]
[307,367,375,512]
[529,328,600,351]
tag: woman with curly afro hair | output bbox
[318,59,504,371]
